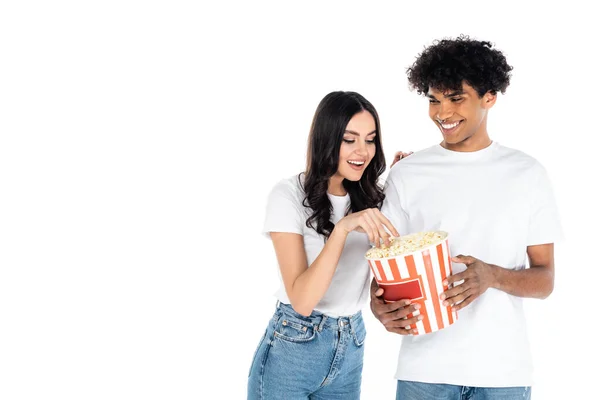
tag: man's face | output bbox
[427,83,496,148]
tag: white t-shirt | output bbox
[381,141,562,387]
[263,175,372,317]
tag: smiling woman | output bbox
[332,112,378,188]
[246,91,417,400]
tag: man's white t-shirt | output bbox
[263,174,372,317]
[381,141,562,387]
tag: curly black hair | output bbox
[407,35,513,97]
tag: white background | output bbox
[1,1,598,399]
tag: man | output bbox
[371,35,562,399]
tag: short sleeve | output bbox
[381,174,410,236]
[527,166,563,246]
[262,179,306,238]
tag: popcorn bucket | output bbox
[366,231,458,335]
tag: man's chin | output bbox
[441,134,465,145]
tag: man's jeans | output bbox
[397,380,531,400]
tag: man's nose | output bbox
[436,103,454,121]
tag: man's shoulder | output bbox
[386,145,439,179]
[406,144,440,159]
[394,145,440,167]
[495,143,545,172]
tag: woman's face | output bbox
[334,110,377,182]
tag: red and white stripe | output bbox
[367,240,458,335]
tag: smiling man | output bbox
[370,36,562,399]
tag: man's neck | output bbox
[442,131,492,152]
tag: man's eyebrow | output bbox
[344,130,377,136]
[443,90,465,97]
[427,90,466,99]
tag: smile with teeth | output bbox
[439,120,461,129]
[348,160,365,166]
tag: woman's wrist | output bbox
[331,224,350,240]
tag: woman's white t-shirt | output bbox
[263,175,371,317]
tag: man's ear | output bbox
[482,91,497,109]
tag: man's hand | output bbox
[369,279,422,335]
[441,255,496,312]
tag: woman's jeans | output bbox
[247,302,366,400]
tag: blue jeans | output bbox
[247,302,366,399]
[396,381,531,400]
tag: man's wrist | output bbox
[487,263,502,290]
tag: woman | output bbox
[247,91,418,399]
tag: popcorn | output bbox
[365,231,448,259]
[365,229,456,335]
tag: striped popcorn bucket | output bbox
[366,231,457,335]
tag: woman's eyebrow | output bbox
[344,130,377,136]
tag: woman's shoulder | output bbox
[269,173,306,202]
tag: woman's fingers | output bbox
[365,209,390,247]
[378,212,399,238]
[376,222,391,247]
[371,209,399,243]
[361,211,381,247]
[391,151,413,168]
[349,208,399,248]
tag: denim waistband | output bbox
[276,301,362,331]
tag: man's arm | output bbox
[441,243,555,311]
[493,243,554,298]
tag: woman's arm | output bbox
[271,227,348,316]
[271,208,399,316]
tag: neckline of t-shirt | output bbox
[327,192,350,204]
[297,173,349,203]
[433,140,498,159]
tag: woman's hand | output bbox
[336,208,399,247]
[391,151,413,168]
